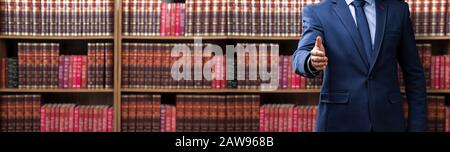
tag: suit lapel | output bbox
[332,0,369,69]
[369,0,388,74]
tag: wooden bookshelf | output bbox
[121,36,450,41]
[0,0,449,133]
[121,88,450,94]
[122,36,228,40]
[0,88,114,93]
[0,35,115,40]
[121,88,322,93]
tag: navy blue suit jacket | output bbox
[292,0,427,132]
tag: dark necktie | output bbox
[352,0,373,66]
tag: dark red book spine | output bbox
[105,43,113,88]
[107,107,113,132]
[439,56,445,89]
[121,95,129,132]
[160,2,166,36]
[431,56,437,89]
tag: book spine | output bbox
[105,43,113,88]
[107,107,113,132]
[40,104,46,132]
[121,95,129,132]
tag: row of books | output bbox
[227,0,315,37]
[403,95,447,132]
[2,0,449,37]
[176,94,260,132]
[160,104,176,132]
[0,0,114,36]
[40,104,113,132]
[430,55,450,90]
[0,58,18,88]
[185,0,227,36]
[0,95,41,132]
[260,104,317,132]
[398,43,450,90]
[58,43,113,89]
[121,43,216,89]
[123,1,186,36]
[18,43,59,89]
[279,55,322,89]
[406,0,450,36]
[0,43,114,89]
[121,43,323,89]
[121,94,162,132]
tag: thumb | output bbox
[315,36,325,53]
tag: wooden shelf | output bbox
[226,36,301,40]
[0,35,114,40]
[415,36,450,40]
[121,88,321,93]
[121,88,450,94]
[122,36,227,40]
[0,88,114,93]
[0,35,446,41]
[121,36,450,41]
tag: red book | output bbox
[273,105,279,132]
[107,107,113,132]
[40,104,47,132]
[79,106,84,132]
[46,104,52,132]
[49,104,55,132]
[85,106,91,132]
[63,56,70,88]
[105,44,113,89]
[309,106,314,132]
[446,56,450,89]
[81,56,88,88]
[0,59,5,88]
[175,3,180,36]
[431,56,437,89]
[160,2,167,36]
[439,56,445,89]
[287,105,294,132]
[76,56,82,88]
[68,56,74,88]
[169,3,175,36]
[312,106,317,132]
[74,106,80,132]
[302,106,308,132]
[67,105,74,132]
[293,106,298,132]
[180,4,186,36]
[93,106,98,132]
[269,105,274,132]
[58,56,64,88]
[171,106,176,132]
[288,57,293,89]
[90,106,95,132]
[446,106,449,132]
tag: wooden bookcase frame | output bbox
[0,0,449,132]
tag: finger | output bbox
[311,48,326,57]
[312,61,328,67]
[315,36,323,48]
[311,56,328,62]
[312,62,327,69]
[315,36,326,55]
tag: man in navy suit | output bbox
[292,0,427,132]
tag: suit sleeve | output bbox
[397,3,427,132]
[292,5,324,78]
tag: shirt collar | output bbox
[345,0,374,6]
